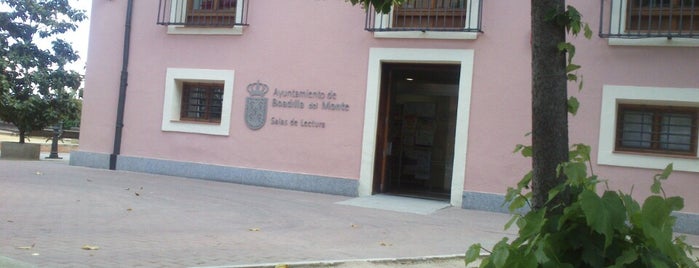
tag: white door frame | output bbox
[359,48,475,207]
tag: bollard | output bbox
[46,123,63,159]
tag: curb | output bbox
[190,254,465,268]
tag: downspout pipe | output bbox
[110,0,134,170]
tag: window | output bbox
[392,0,468,29]
[364,0,481,39]
[616,104,698,156]
[600,0,699,43]
[186,0,237,26]
[180,83,224,123]
[162,68,234,136]
[598,85,699,173]
[626,0,699,32]
[157,0,248,35]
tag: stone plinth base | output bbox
[0,142,41,160]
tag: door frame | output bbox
[359,48,475,207]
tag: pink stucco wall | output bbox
[80,0,698,213]
[79,0,126,154]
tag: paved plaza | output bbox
[1,160,696,267]
[0,160,516,267]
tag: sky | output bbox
[65,0,92,75]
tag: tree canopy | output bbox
[0,0,85,143]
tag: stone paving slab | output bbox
[1,160,696,267]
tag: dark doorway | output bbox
[373,63,460,201]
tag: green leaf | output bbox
[509,195,528,212]
[651,164,673,195]
[504,215,519,230]
[584,23,593,39]
[562,162,587,182]
[477,257,492,268]
[532,239,551,264]
[657,163,673,180]
[567,97,579,116]
[650,180,662,195]
[517,251,541,268]
[522,146,533,158]
[611,248,639,267]
[579,190,626,248]
[558,201,582,230]
[464,243,482,266]
[621,192,641,215]
[547,186,562,203]
[558,42,577,64]
[557,42,574,53]
[492,239,511,267]
[666,196,684,211]
[566,64,581,73]
[569,143,591,162]
[564,6,582,36]
[505,187,518,203]
[513,144,532,157]
[566,6,581,17]
[640,196,677,255]
[567,45,576,63]
[650,256,672,268]
[570,22,581,35]
[518,209,546,240]
[518,171,533,189]
[513,144,525,153]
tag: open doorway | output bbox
[373,63,460,201]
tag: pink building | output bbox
[73,0,699,233]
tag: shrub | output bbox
[466,144,698,268]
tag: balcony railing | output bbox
[365,0,482,32]
[600,0,699,38]
[157,0,248,27]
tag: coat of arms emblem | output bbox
[245,81,269,130]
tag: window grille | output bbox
[180,83,224,123]
[616,104,698,156]
[365,0,482,32]
[157,0,248,27]
[600,0,699,38]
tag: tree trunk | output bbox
[531,0,570,210]
[19,130,26,144]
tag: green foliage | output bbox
[346,0,404,13]
[0,0,85,143]
[467,150,699,267]
[61,97,81,129]
[548,5,592,117]
[567,96,580,116]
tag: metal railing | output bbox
[365,0,482,32]
[157,0,248,27]
[600,0,699,38]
